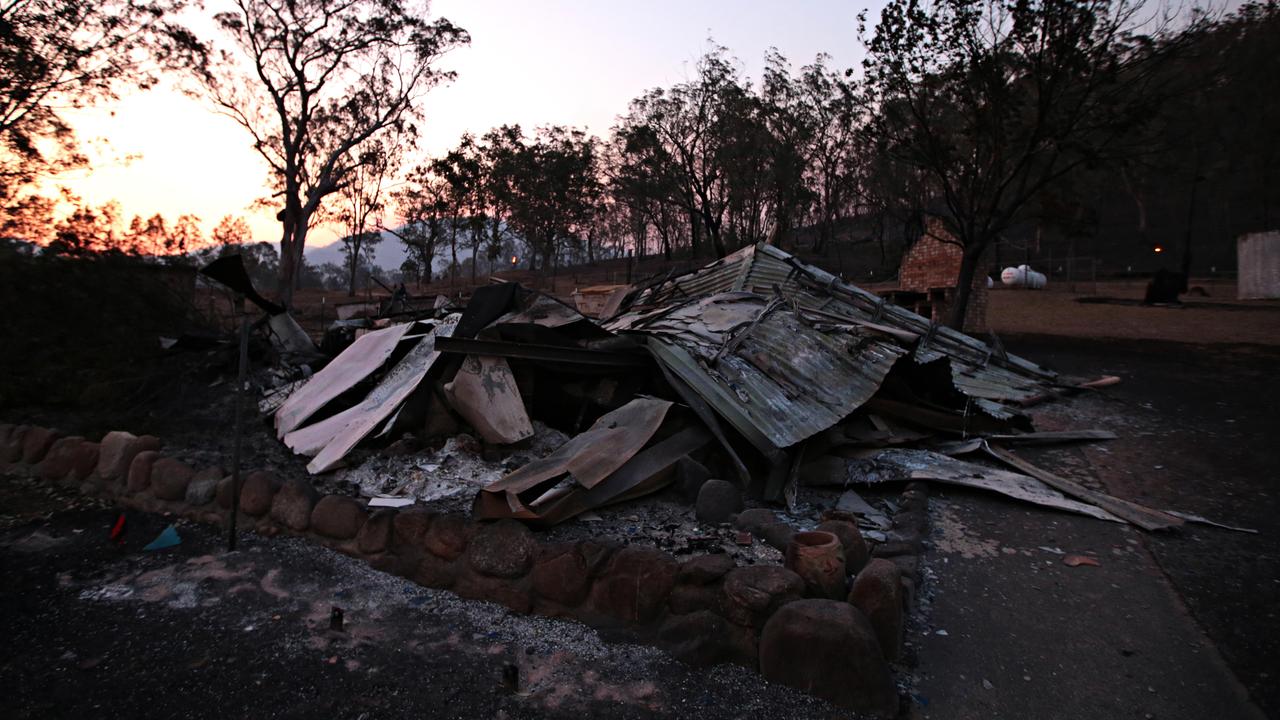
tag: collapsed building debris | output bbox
[10,241,1258,718]
[286,314,460,474]
[475,398,711,526]
[251,243,1201,532]
[836,447,1124,523]
[200,254,323,363]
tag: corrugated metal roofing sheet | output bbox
[617,293,906,449]
[626,244,1056,404]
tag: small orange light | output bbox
[1153,246,1163,253]
[511,256,518,264]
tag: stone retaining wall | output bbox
[0,422,930,718]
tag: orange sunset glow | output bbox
[56,0,870,249]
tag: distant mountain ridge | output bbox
[302,229,472,273]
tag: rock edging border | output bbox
[0,422,930,718]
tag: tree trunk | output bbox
[346,239,359,297]
[470,217,482,283]
[491,214,504,271]
[277,200,301,307]
[1120,168,1148,248]
[449,219,458,289]
[946,242,986,332]
[1181,154,1201,283]
[281,208,310,306]
[702,208,727,258]
[688,205,701,258]
[771,214,791,249]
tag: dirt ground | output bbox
[0,497,852,720]
[988,281,1280,346]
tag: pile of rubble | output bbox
[9,242,1238,716]
[251,243,1190,533]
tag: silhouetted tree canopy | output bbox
[857,0,1206,327]
[6,0,1278,326]
[0,0,194,215]
[178,0,468,305]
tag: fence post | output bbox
[227,310,249,552]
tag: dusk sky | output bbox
[61,0,880,249]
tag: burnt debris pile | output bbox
[242,243,1184,531]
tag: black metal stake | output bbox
[227,311,250,552]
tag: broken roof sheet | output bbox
[283,314,459,473]
[491,291,588,329]
[840,447,1124,523]
[622,244,1056,404]
[275,321,417,437]
[473,397,711,526]
[611,292,905,450]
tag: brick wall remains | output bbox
[899,231,965,294]
[897,221,990,334]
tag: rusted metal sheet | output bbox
[983,441,1182,531]
[275,321,417,436]
[760,245,1054,378]
[917,347,1047,403]
[652,356,752,486]
[284,314,460,473]
[629,253,750,310]
[492,291,590,329]
[473,398,697,525]
[596,286,631,320]
[475,425,709,527]
[844,448,1123,522]
[442,354,534,445]
[265,312,320,358]
[622,244,1057,405]
[622,292,906,450]
[863,397,1018,437]
[986,429,1119,445]
[434,337,650,367]
[571,284,629,318]
[480,398,671,495]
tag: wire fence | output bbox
[996,253,1239,295]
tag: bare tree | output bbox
[615,46,749,258]
[338,140,394,295]
[180,0,467,305]
[860,0,1201,329]
[792,55,863,253]
[386,163,448,287]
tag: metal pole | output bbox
[227,311,250,552]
